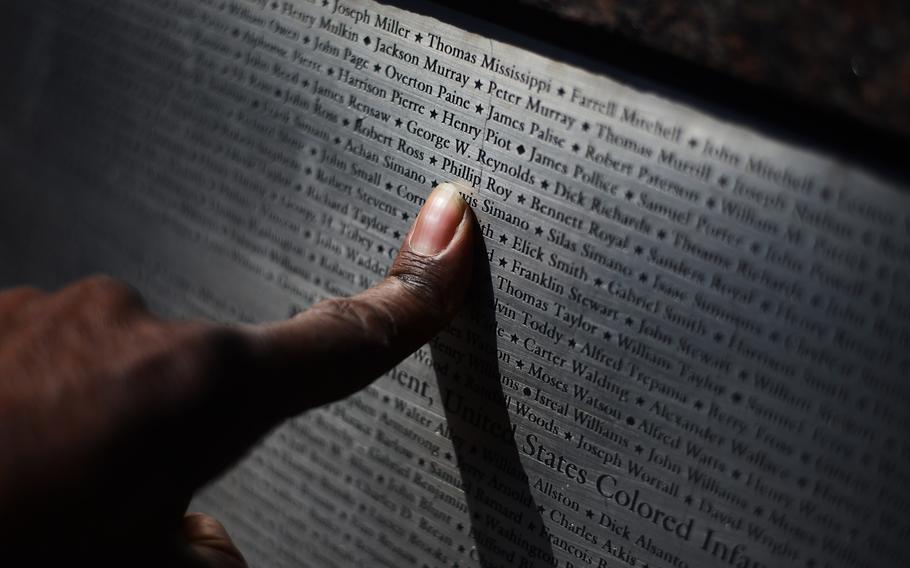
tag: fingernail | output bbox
[409,183,467,256]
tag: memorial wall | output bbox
[1,1,909,567]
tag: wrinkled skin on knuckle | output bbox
[309,296,397,351]
[389,251,452,321]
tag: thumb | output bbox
[254,182,476,413]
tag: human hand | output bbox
[0,183,474,566]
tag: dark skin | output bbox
[0,193,474,566]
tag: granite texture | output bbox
[512,0,910,140]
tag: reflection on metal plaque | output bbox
[1,0,909,567]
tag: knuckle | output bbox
[75,275,146,314]
[388,251,449,321]
[311,296,397,349]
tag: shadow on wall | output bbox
[431,235,556,567]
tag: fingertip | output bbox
[392,182,477,319]
[407,182,474,257]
